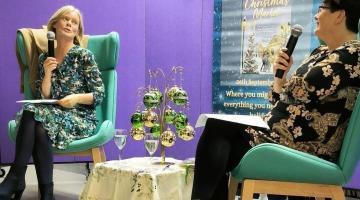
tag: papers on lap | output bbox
[195,114,270,129]
[16,99,58,104]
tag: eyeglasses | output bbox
[317,5,331,13]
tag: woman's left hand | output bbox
[58,94,79,108]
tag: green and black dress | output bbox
[16,45,105,149]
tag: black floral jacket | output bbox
[248,40,360,162]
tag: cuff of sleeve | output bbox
[92,92,104,107]
[268,90,280,104]
[272,91,280,101]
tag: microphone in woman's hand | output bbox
[275,24,303,79]
[47,31,55,57]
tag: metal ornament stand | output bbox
[130,66,195,165]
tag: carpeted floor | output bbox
[0,163,89,200]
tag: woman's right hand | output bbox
[272,48,293,93]
[273,48,293,80]
[43,57,58,76]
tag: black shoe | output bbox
[0,169,26,200]
[39,182,55,200]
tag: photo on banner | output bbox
[212,0,322,115]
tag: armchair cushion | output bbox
[88,32,119,71]
[231,143,345,185]
[8,120,115,153]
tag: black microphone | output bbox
[275,24,303,79]
[47,31,55,57]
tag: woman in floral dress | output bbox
[0,5,104,200]
[191,0,360,199]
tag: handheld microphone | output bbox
[275,24,303,79]
[47,31,55,57]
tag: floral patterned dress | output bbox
[246,40,360,162]
[16,45,105,149]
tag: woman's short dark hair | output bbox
[323,0,360,33]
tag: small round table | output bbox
[80,157,194,200]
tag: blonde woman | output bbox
[0,5,104,200]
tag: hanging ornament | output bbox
[151,89,163,105]
[130,127,145,140]
[143,91,160,109]
[142,109,158,127]
[160,128,176,147]
[166,85,181,101]
[174,112,188,130]
[150,123,161,137]
[172,89,188,106]
[164,107,177,124]
[178,124,195,141]
[130,110,143,128]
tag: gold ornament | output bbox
[142,110,158,127]
[160,128,176,147]
[178,124,195,141]
[130,127,145,140]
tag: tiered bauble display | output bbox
[129,67,195,157]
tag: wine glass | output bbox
[114,129,127,160]
[144,133,159,162]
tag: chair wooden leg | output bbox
[91,147,103,164]
[330,186,345,200]
[241,179,255,200]
[100,146,106,162]
[228,176,238,200]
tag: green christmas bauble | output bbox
[166,86,181,101]
[172,89,188,106]
[130,127,145,140]
[130,111,143,128]
[177,124,195,141]
[160,128,176,147]
[174,112,188,130]
[143,92,160,109]
[142,110,158,128]
[150,123,161,137]
[164,107,177,124]
[151,89,163,104]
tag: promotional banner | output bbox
[212,0,321,115]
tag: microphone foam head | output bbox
[291,24,303,37]
[47,31,55,40]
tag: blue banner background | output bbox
[212,0,322,115]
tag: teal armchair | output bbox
[228,91,360,200]
[8,31,119,164]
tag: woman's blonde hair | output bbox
[47,5,84,45]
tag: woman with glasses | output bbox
[191,0,360,199]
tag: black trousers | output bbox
[191,118,253,200]
[191,118,313,200]
[14,110,53,184]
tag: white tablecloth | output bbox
[80,157,194,200]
